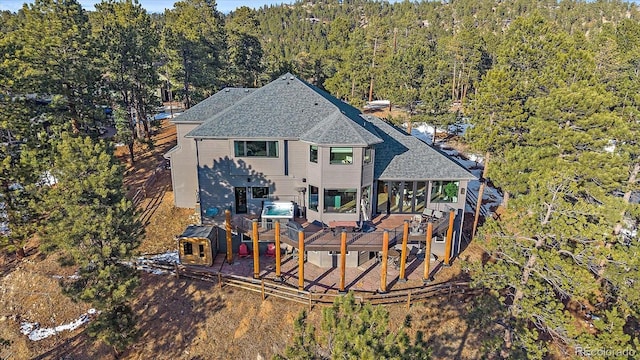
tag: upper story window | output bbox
[310,145,318,163]
[330,147,353,164]
[234,140,278,157]
[363,147,372,164]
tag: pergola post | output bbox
[423,221,433,283]
[399,220,409,282]
[225,209,233,264]
[252,219,260,279]
[339,230,347,293]
[379,230,389,293]
[444,209,455,266]
[298,230,305,291]
[274,221,282,281]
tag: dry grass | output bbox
[136,185,196,255]
[0,251,94,359]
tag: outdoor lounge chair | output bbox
[422,208,434,220]
[265,243,277,258]
[238,243,251,258]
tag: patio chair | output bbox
[422,208,434,220]
[265,243,277,258]
[238,243,251,258]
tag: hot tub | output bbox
[261,201,295,228]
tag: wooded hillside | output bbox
[1,0,639,358]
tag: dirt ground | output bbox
[0,117,497,360]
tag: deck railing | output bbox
[143,261,480,309]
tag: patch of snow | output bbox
[153,112,171,121]
[364,100,390,110]
[604,140,616,154]
[8,182,22,191]
[40,171,57,186]
[410,123,434,145]
[51,274,80,280]
[137,265,172,275]
[448,120,473,137]
[146,251,179,264]
[0,201,7,234]
[133,251,179,275]
[20,308,97,341]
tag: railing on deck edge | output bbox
[138,261,478,310]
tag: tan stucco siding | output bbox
[169,123,200,208]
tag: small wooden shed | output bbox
[177,225,217,266]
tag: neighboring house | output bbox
[165,73,475,244]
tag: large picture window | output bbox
[310,145,318,163]
[234,140,278,157]
[430,180,459,203]
[324,189,357,213]
[330,147,353,164]
[309,185,319,211]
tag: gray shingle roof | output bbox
[185,74,382,146]
[179,73,474,181]
[178,224,215,239]
[172,88,255,123]
[366,116,476,181]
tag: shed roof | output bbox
[178,224,215,239]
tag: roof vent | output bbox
[282,76,287,80]
[314,102,318,106]
[290,76,294,80]
[224,88,230,92]
[245,89,249,92]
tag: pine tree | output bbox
[465,13,640,358]
[280,293,430,359]
[8,0,102,134]
[162,0,226,108]
[92,0,160,140]
[41,134,143,354]
[114,108,135,163]
[224,6,263,87]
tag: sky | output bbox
[0,0,297,14]
[4,0,639,14]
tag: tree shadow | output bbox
[403,271,497,359]
[138,171,171,225]
[120,274,225,358]
[33,274,226,359]
[198,156,275,221]
[120,120,177,192]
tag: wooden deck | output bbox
[230,214,450,256]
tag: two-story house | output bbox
[165,73,475,247]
